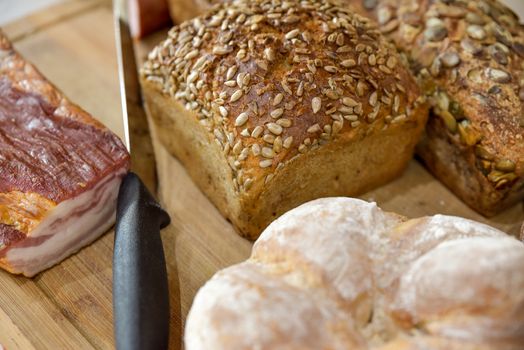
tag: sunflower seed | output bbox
[307,123,321,133]
[230,89,243,102]
[341,59,356,68]
[276,118,292,127]
[213,46,232,55]
[368,54,377,66]
[342,97,359,107]
[312,97,321,114]
[272,93,284,106]
[356,81,367,97]
[251,125,264,138]
[219,106,228,118]
[263,134,275,144]
[259,159,273,168]
[235,112,249,126]
[270,108,284,119]
[261,147,274,158]
[369,91,378,106]
[285,29,300,39]
[283,136,293,149]
[332,120,343,134]
[386,56,397,69]
[264,47,276,61]
[267,123,283,135]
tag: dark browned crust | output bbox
[346,0,524,216]
[142,0,427,238]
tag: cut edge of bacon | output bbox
[0,167,126,277]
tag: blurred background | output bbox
[1,0,523,25]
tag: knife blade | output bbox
[113,1,171,349]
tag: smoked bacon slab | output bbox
[0,31,130,277]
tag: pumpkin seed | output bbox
[449,101,464,120]
[488,44,508,65]
[513,42,524,58]
[467,25,486,40]
[466,12,485,25]
[490,24,512,46]
[467,67,483,83]
[495,159,516,172]
[424,25,448,42]
[437,109,457,133]
[440,51,461,67]
[457,120,481,146]
[436,91,450,111]
[475,145,494,160]
[461,38,483,55]
[486,68,511,83]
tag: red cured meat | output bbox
[0,31,130,277]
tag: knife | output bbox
[113,1,171,349]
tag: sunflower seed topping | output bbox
[487,68,511,83]
[270,108,284,119]
[143,0,416,192]
[235,112,249,127]
[267,123,283,135]
[230,89,243,102]
[312,97,321,114]
[259,159,273,168]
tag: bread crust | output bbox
[345,0,524,216]
[141,0,428,238]
[185,198,524,349]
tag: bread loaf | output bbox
[141,0,428,239]
[344,0,524,216]
[185,197,524,349]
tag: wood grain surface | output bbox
[0,1,523,349]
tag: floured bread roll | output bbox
[185,198,524,349]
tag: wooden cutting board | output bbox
[0,1,523,350]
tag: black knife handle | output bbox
[113,172,171,350]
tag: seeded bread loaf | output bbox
[345,0,524,216]
[186,198,524,349]
[141,0,428,239]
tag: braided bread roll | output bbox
[185,198,524,349]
